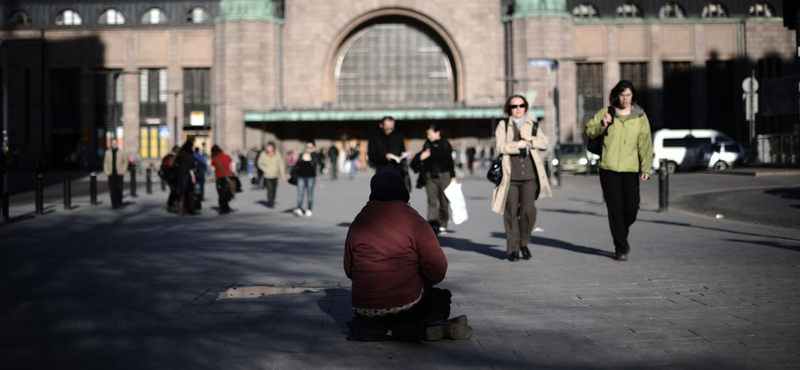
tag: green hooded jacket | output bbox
[585,105,653,174]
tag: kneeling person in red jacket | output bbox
[344,171,472,341]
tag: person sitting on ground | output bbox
[343,171,472,342]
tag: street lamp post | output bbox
[1,39,8,221]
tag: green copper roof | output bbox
[509,0,569,19]
[244,108,546,122]
[218,0,283,24]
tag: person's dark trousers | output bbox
[331,161,338,180]
[216,178,232,213]
[265,177,278,207]
[177,175,194,215]
[373,287,452,328]
[108,174,124,208]
[425,172,451,229]
[503,180,538,254]
[257,170,264,189]
[599,169,640,255]
[467,159,474,175]
[196,178,205,201]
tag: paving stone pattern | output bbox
[1,172,799,369]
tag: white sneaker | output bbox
[305,210,313,217]
[293,208,303,217]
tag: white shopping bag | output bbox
[444,182,468,225]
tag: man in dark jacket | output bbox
[368,117,406,176]
[176,139,197,215]
[344,171,471,342]
[327,145,339,180]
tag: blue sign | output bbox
[158,126,171,139]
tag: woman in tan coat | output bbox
[491,95,552,262]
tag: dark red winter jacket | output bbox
[344,200,447,309]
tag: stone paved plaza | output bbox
[1,172,799,369]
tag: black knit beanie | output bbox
[369,171,410,203]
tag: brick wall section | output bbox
[745,21,796,62]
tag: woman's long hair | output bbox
[211,145,223,157]
[609,80,638,109]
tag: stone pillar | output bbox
[648,24,663,130]
[122,32,139,158]
[216,0,283,153]
[692,24,706,130]
[79,38,95,169]
[168,30,182,148]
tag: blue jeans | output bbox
[297,176,316,210]
[350,160,357,178]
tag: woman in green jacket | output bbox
[585,80,653,261]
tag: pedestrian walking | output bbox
[317,148,327,175]
[585,80,652,261]
[328,145,340,180]
[210,145,236,215]
[411,123,457,234]
[344,171,472,342]
[466,146,476,176]
[193,147,209,203]
[256,142,287,208]
[293,141,321,217]
[159,146,181,213]
[255,145,266,189]
[347,143,360,179]
[175,139,197,216]
[491,95,552,262]
[368,116,407,177]
[103,139,128,209]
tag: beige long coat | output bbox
[491,117,552,215]
[103,149,128,176]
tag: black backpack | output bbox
[587,106,615,156]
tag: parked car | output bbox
[553,142,592,174]
[652,129,734,173]
[693,142,747,170]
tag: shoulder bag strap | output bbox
[213,155,231,178]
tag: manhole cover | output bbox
[218,282,350,300]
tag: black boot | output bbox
[508,252,519,262]
[520,246,532,260]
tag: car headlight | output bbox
[552,159,559,166]
[579,158,588,165]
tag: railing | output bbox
[754,134,800,166]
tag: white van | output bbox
[651,129,733,173]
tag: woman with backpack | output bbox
[210,145,236,215]
[491,95,552,262]
[585,80,653,261]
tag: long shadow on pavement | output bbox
[489,232,615,259]
[725,238,800,252]
[438,235,506,260]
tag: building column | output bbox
[692,24,707,130]
[648,24,663,130]
[122,32,139,159]
[168,30,183,148]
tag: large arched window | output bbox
[336,23,454,108]
[616,2,642,18]
[8,10,31,26]
[748,2,774,17]
[55,9,82,26]
[702,2,728,18]
[185,7,212,24]
[572,3,599,19]
[142,8,168,24]
[659,2,685,19]
[98,9,125,25]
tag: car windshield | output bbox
[561,144,583,154]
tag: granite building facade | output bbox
[0,0,796,169]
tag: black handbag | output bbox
[587,106,615,156]
[486,120,509,185]
[287,167,298,186]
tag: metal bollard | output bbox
[146,168,153,194]
[35,173,44,215]
[130,168,137,198]
[63,173,71,211]
[1,174,8,222]
[658,159,669,212]
[90,172,98,206]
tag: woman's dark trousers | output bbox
[265,178,278,207]
[215,178,232,213]
[599,169,640,255]
[504,180,537,254]
[425,172,451,228]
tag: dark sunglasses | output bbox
[509,104,526,109]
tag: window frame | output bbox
[658,2,686,19]
[141,7,169,25]
[572,3,599,19]
[616,2,643,18]
[748,2,774,18]
[185,7,212,24]
[701,2,728,18]
[98,8,126,25]
[8,10,32,26]
[55,9,83,26]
